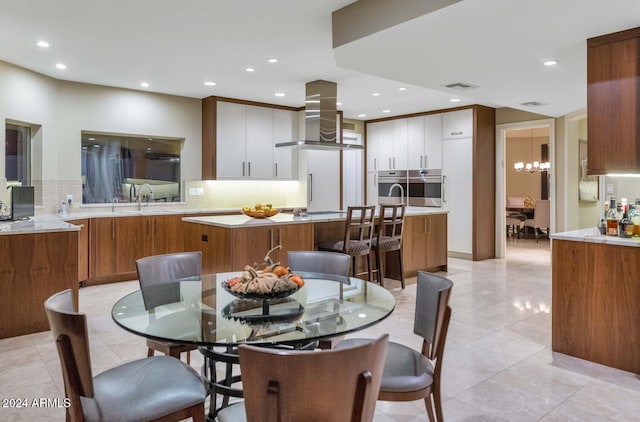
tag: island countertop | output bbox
[182,207,448,228]
[550,227,640,247]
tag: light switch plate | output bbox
[66,194,73,204]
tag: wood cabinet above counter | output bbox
[587,26,640,175]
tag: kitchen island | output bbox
[550,228,640,374]
[183,208,448,278]
[0,217,79,338]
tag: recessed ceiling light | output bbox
[245,67,255,72]
[204,81,216,86]
[55,63,66,70]
[358,114,367,118]
[268,58,278,63]
[88,137,95,141]
[450,98,461,102]
[382,110,391,113]
[37,41,50,48]
[336,102,342,106]
[140,82,149,88]
[398,87,406,91]
[274,92,285,97]
[543,60,558,66]
[373,92,380,96]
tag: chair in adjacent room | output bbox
[506,214,524,238]
[288,250,351,349]
[523,199,550,242]
[44,289,206,422]
[317,205,376,282]
[371,204,406,288]
[135,251,202,364]
[216,334,389,422]
[336,271,453,422]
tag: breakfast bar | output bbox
[551,228,640,374]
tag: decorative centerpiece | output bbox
[221,246,304,300]
[242,203,279,218]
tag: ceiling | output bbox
[1,0,638,121]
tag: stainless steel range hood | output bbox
[275,80,363,150]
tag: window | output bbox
[81,132,182,204]
[5,123,31,185]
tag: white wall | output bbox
[0,61,201,212]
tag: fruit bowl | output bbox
[221,280,300,300]
[242,209,279,219]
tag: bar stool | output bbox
[317,206,376,282]
[372,204,406,288]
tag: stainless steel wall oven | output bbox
[377,170,407,205]
[408,169,442,207]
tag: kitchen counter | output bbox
[0,215,80,235]
[550,227,640,247]
[182,207,448,228]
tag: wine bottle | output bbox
[606,198,618,236]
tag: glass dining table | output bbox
[111,271,395,419]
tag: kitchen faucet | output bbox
[136,183,154,210]
[111,196,119,212]
[388,183,405,204]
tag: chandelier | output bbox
[513,128,550,172]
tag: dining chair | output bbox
[44,289,206,422]
[336,271,453,422]
[135,251,202,364]
[506,214,524,238]
[216,334,389,422]
[317,205,376,282]
[288,250,351,349]
[371,204,406,288]
[523,199,550,242]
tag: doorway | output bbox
[495,119,555,259]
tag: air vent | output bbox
[520,101,546,107]
[343,122,356,131]
[444,82,478,90]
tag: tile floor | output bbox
[1,239,639,421]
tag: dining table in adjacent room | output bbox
[111,271,396,420]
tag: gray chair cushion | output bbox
[372,236,401,250]
[337,339,434,393]
[318,239,371,254]
[81,356,206,422]
[217,401,247,422]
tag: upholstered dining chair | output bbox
[317,205,376,282]
[44,289,206,422]
[336,272,453,422]
[135,251,201,364]
[288,250,351,349]
[524,199,550,242]
[216,334,389,422]
[371,204,406,288]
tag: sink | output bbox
[304,211,346,215]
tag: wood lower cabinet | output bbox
[183,221,232,275]
[552,239,640,373]
[66,218,89,283]
[0,230,78,338]
[151,215,186,255]
[403,213,447,277]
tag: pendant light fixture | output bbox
[514,128,550,172]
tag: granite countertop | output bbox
[183,207,447,228]
[0,215,80,235]
[550,227,640,247]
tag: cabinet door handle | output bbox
[393,157,396,169]
[451,131,463,136]
[111,219,115,239]
[242,162,246,177]
[308,173,313,202]
[374,173,377,186]
[248,162,251,177]
[275,162,278,177]
[389,157,392,169]
[420,155,423,168]
[442,175,447,203]
[374,158,377,170]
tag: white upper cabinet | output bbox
[442,109,473,139]
[216,101,298,179]
[407,116,425,169]
[368,119,407,170]
[245,105,274,179]
[216,102,247,179]
[273,109,298,179]
[424,113,443,169]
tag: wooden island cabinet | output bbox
[551,233,640,374]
